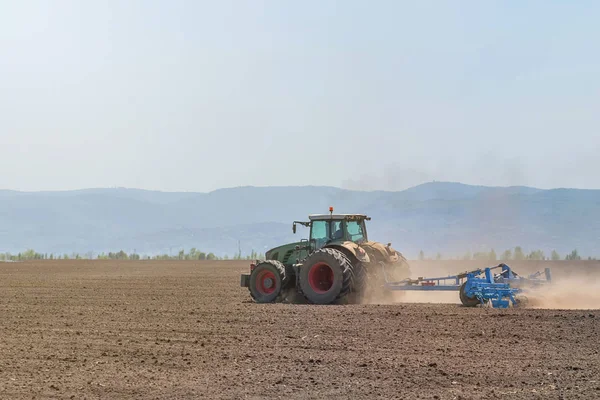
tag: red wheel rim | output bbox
[256,270,277,295]
[308,262,334,294]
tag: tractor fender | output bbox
[325,242,370,264]
[361,241,400,263]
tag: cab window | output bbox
[346,220,365,242]
[311,220,327,241]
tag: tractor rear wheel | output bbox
[298,248,353,304]
[459,281,480,307]
[248,260,287,303]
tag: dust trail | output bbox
[356,259,464,305]
[395,291,460,304]
[358,288,460,305]
[354,284,398,305]
[525,277,600,310]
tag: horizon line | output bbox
[0,180,594,194]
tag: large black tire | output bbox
[298,248,353,304]
[459,281,480,307]
[248,260,287,303]
[352,262,368,294]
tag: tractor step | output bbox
[240,274,250,287]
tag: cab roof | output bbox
[308,214,370,221]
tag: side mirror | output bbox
[293,223,296,234]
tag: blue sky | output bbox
[1,1,598,191]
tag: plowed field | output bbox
[0,260,599,399]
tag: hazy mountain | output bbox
[1,182,599,258]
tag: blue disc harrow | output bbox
[383,263,552,308]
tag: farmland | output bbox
[0,260,599,399]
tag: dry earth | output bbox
[0,260,599,399]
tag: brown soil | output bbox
[0,260,599,399]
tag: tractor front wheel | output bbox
[298,248,353,304]
[248,260,287,303]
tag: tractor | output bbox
[240,207,410,304]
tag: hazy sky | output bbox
[1,1,599,192]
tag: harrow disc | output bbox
[459,281,480,307]
[513,295,529,308]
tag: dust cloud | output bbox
[360,277,600,309]
[358,278,600,309]
[358,288,460,305]
[355,261,600,309]
[354,259,464,305]
[525,276,600,310]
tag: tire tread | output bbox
[298,248,354,304]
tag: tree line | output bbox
[0,246,593,262]
[0,248,265,262]
[418,247,592,261]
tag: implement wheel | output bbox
[459,281,480,307]
[298,248,353,304]
[248,260,287,303]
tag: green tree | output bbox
[462,251,472,260]
[189,248,209,260]
[207,253,216,260]
[489,249,497,261]
[513,246,525,260]
[106,250,128,260]
[21,249,36,260]
[527,250,545,260]
[501,249,512,260]
[418,250,425,260]
[551,250,560,261]
[565,249,581,260]
[435,252,442,260]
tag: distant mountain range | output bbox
[1,182,599,258]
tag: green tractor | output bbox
[240,208,410,304]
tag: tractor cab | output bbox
[293,207,371,252]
